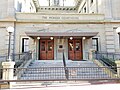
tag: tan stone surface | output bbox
[0,0,120,59]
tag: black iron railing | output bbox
[0,66,120,82]
[93,52,119,66]
[93,51,119,74]
[0,52,32,62]
[0,52,32,79]
[14,52,32,68]
[0,52,32,68]
[93,51,120,61]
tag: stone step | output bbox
[30,62,95,65]
[22,72,108,77]
[24,69,104,74]
[19,60,110,80]
[28,61,97,67]
[30,60,95,64]
[20,77,66,80]
[21,75,110,80]
[28,65,97,68]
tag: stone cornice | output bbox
[1,13,120,24]
[0,17,16,22]
[15,12,105,24]
[16,20,104,24]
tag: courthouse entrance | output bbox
[25,31,98,60]
[40,39,54,60]
[68,39,82,60]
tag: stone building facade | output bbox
[0,0,120,60]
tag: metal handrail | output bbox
[14,52,32,68]
[1,66,120,82]
[94,51,120,61]
[94,52,117,66]
[93,51,117,74]
[63,52,66,67]
[62,52,69,80]
[0,52,32,62]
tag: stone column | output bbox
[2,62,15,80]
[115,60,120,77]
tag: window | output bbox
[92,38,98,51]
[48,41,53,51]
[17,1,22,12]
[75,41,80,51]
[119,34,120,48]
[41,41,45,51]
[90,0,94,6]
[81,2,87,13]
[54,0,60,6]
[22,38,29,52]
[69,41,74,51]
[84,7,86,13]
[91,0,93,4]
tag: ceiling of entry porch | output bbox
[25,31,98,39]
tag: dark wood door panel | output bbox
[68,52,74,60]
[47,40,54,60]
[40,40,54,60]
[40,40,47,60]
[74,40,82,60]
[68,39,82,60]
[68,40,74,60]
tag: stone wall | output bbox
[0,22,15,56]
[0,0,15,19]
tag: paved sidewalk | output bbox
[7,81,120,90]
[7,84,120,90]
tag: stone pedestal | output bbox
[89,49,95,60]
[2,62,15,80]
[115,60,120,77]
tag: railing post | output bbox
[115,60,120,77]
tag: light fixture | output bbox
[50,37,53,40]
[83,37,86,40]
[70,37,73,40]
[37,37,40,40]
[6,26,14,61]
[7,26,14,33]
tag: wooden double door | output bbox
[68,39,82,60]
[40,40,54,60]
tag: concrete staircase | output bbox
[28,60,98,67]
[20,60,110,80]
